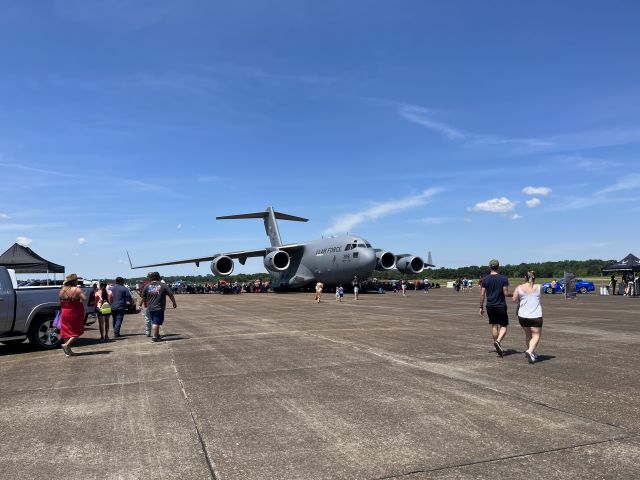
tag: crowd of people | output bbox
[57,272,176,356]
[169,279,271,294]
[608,274,640,296]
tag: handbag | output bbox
[52,310,62,329]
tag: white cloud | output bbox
[511,213,523,220]
[16,236,32,247]
[0,213,10,219]
[72,252,80,256]
[176,223,182,229]
[525,198,541,208]
[522,186,552,196]
[469,197,516,213]
[77,237,87,245]
[598,174,640,195]
[324,188,443,234]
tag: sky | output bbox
[1,0,640,279]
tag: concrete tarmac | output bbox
[1,288,639,479]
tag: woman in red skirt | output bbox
[59,273,86,356]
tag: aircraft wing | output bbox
[127,243,306,269]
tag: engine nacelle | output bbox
[375,250,396,270]
[210,255,234,276]
[263,250,290,273]
[396,255,425,275]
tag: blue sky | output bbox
[1,1,640,278]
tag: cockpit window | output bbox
[357,243,366,247]
[365,243,371,248]
[352,243,357,249]
[345,244,351,250]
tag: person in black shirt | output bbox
[479,259,510,357]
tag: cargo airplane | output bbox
[127,206,433,289]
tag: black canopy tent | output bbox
[601,253,640,273]
[0,243,64,283]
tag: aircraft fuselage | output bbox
[270,235,376,288]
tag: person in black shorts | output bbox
[479,259,510,357]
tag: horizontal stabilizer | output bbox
[216,211,308,222]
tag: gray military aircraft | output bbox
[127,206,433,289]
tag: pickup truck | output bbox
[0,266,94,349]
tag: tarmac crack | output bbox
[165,341,221,480]
[370,434,640,479]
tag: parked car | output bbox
[0,267,94,349]
[541,279,595,294]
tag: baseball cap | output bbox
[489,259,500,268]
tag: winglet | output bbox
[126,250,135,269]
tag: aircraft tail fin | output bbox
[217,206,308,247]
[425,251,434,267]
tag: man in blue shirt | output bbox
[108,276,133,337]
[479,259,510,357]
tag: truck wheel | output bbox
[27,315,62,350]
[545,287,553,294]
[579,286,588,294]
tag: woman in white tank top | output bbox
[512,271,543,364]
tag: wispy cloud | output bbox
[77,237,87,245]
[526,198,541,208]
[598,173,640,195]
[397,104,552,148]
[396,103,640,153]
[421,217,456,225]
[510,213,523,220]
[176,223,182,229]
[555,154,623,172]
[16,236,32,247]
[523,186,552,196]
[0,162,78,178]
[468,197,517,213]
[0,213,9,219]
[197,175,221,184]
[202,64,339,87]
[324,188,443,234]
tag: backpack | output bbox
[100,301,112,315]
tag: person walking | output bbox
[401,278,407,297]
[352,276,360,300]
[479,259,510,357]
[139,273,153,336]
[139,272,177,342]
[610,275,617,295]
[108,277,132,337]
[96,282,112,342]
[315,281,324,303]
[337,284,344,302]
[59,273,87,356]
[513,271,543,363]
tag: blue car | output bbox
[541,279,595,294]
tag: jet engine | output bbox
[210,255,234,276]
[375,250,396,270]
[263,250,290,273]
[396,255,425,275]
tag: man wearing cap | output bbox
[139,272,177,342]
[479,259,510,357]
